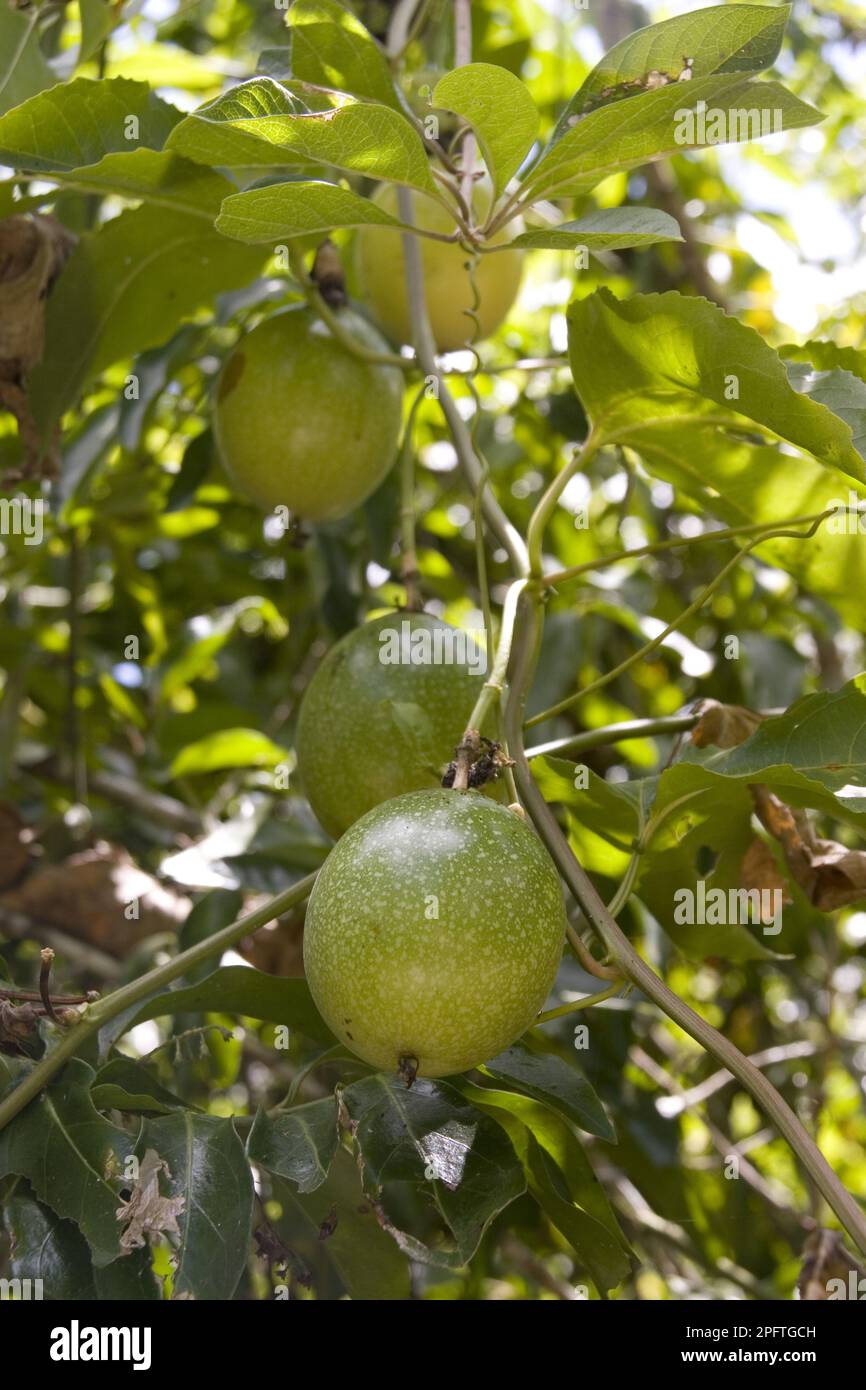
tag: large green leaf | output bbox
[483,1042,616,1141]
[568,289,865,483]
[342,1074,525,1265]
[0,76,181,170]
[0,1059,135,1266]
[247,1098,339,1193]
[460,1080,630,1292]
[524,75,820,201]
[29,198,266,434]
[557,2,790,131]
[127,967,336,1045]
[506,206,682,252]
[433,63,539,196]
[167,78,437,194]
[0,7,54,116]
[216,179,401,243]
[285,0,400,110]
[138,1114,253,1300]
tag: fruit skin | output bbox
[296,612,487,839]
[354,181,523,351]
[303,788,566,1077]
[213,304,403,520]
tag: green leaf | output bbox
[482,1042,616,1140]
[285,0,400,110]
[0,7,54,116]
[342,1074,525,1264]
[29,200,266,436]
[138,1114,253,1300]
[167,78,437,194]
[127,966,336,1045]
[0,76,181,170]
[216,178,401,242]
[247,1098,339,1193]
[169,727,290,777]
[432,63,539,196]
[557,2,790,130]
[90,1058,189,1115]
[274,1147,410,1298]
[568,289,865,483]
[34,150,237,219]
[0,1059,135,1266]
[506,206,682,252]
[78,0,117,65]
[459,1079,630,1292]
[524,75,820,201]
[3,1192,97,1299]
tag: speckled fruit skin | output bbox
[354,182,524,351]
[213,305,403,520]
[296,612,486,839]
[304,789,567,1077]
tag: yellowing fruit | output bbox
[355,181,523,351]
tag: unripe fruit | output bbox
[296,612,485,839]
[354,180,523,351]
[304,789,566,1076]
[213,305,403,520]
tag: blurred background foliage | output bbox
[0,0,865,1300]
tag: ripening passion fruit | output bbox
[213,304,403,521]
[354,178,524,351]
[303,788,567,1077]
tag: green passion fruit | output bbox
[303,788,567,1076]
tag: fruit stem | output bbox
[0,871,319,1133]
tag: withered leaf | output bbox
[116,1148,185,1253]
[691,699,764,750]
